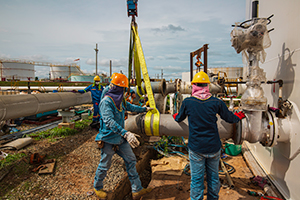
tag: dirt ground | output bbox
[0,126,273,200]
[0,126,152,200]
[138,153,265,200]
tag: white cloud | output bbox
[0,0,245,80]
[152,24,185,33]
[153,65,188,73]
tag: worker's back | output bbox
[175,96,239,154]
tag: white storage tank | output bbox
[0,61,34,81]
[50,65,84,80]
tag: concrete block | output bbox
[58,122,75,129]
[81,113,89,120]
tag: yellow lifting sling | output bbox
[131,24,160,136]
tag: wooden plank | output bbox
[38,160,56,174]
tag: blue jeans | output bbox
[189,149,221,200]
[94,140,143,193]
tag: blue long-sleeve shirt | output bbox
[78,84,103,104]
[95,96,147,144]
[100,85,110,101]
[175,96,240,154]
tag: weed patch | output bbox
[30,118,91,141]
[0,152,26,170]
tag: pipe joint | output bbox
[237,110,276,147]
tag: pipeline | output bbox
[179,81,223,95]
[0,86,86,92]
[0,92,92,121]
[125,113,237,139]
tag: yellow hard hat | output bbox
[94,75,100,82]
[191,71,210,84]
[111,73,128,88]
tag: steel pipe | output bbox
[130,81,167,106]
[165,82,177,94]
[179,82,223,95]
[0,86,86,92]
[141,80,166,96]
[125,113,235,139]
[0,92,92,120]
[154,93,166,114]
[180,82,192,94]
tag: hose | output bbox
[152,136,236,177]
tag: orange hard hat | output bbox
[111,73,128,88]
[111,73,117,79]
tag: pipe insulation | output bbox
[125,113,236,139]
[0,92,92,120]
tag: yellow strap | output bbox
[133,42,145,98]
[144,111,152,136]
[132,25,160,136]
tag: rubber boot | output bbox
[90,121,98,129]
[132,188,152,200]
[94,188,107,200]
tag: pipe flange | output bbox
[175,79,181,93]
[160,79,167,96]
[259,110,275,147]
[266,110,277,147]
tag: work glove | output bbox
[172,113,178,120]
[124,131,140,148]
[146,107,154,112]
[234,111,245,120]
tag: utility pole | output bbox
[94,43,99,75]
[161,69,163,80]
[110,60,112,77]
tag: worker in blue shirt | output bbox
[93,73,153,200]
[100,73,117,101]
[173,71,245,200]
[78,75,103,128]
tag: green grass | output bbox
[1,118,92,170]
[74,119,92,130]
[0,152,26,169]
[29,118,92,141]
[30,127,77,141]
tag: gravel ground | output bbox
[0,126,150,199]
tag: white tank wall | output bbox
[244,1,300,200]
[70,75,94,82]
[50,66,82,80]
[181,71,191,82]
[208,67,243,79]
[1,62,35,81]
[182,67,243,82]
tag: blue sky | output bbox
[0,0,246,80]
